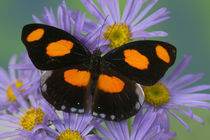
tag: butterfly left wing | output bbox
[40,64,91,113]
[91,65,144,121]
[102,40,176,86]
[22,24,91,70]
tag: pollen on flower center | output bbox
[56,129,83,140]
[143,83,170,107]
[6,80,25,102]
[19,107,45,131]
[103,22,131,48]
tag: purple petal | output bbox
[0,121,20,128]
[120,121,129,140]
[126,0,148,25]
[135,110,157,139]
[74,11,86,39]
[131,0,158,26]
[0,114,20,123]
[172,93,210,101]
[113,122,126,140]
[32,15,42,23]
[165,55,192,87]
[85,134,104,140]
[9,55,17,81]
[33,124,58,136]
[0,67,10,85]
[79,114,93,134]
[63,112,70,129]
[174,85,210,95]
[69,113,77,130]
[132,30,168,39]
[11,85,29,110]
[132,7,169,30]
[9,64,36,70]
[0,130,20,139]
[113,0,120,22]
[169,73,204,90]
[173,108,204,124]
[131,109,144,139]
[167,110,190,131]
[41,7,57,27]
[105,121,119,139]
[96,0,114,24]
[80,0,104,23]
[83,18,100,33]
[93,122,116,140]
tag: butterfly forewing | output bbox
[102,40,176,86]
[22,24,91,70]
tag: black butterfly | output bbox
[21,24,176,121]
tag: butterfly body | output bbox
[22,24,176,121]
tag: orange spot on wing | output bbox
[98,74,125,94]
[27,28,45,42]
[155,45,170,63]
[46,40,74,57]
[124,49,149,70]
[64,69,90,87]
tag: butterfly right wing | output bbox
[22,24,91,70]
[40,64,91,113]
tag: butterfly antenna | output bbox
[96,15,109,50]
[98,22,117,51]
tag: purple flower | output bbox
[143,55,210,131]
[94,108,176,140]
[0,53,39,113]
[0,85,55,139]
[80,0,170,49]
[34,111,100,140]
[33,0,107,53]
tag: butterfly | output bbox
[21,24,176,121]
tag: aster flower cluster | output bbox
[0,0,210,139]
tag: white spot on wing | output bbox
[70,107,77,112]
[41,84,47,92]
[135,83,145,105]
[135,102,141,110]
[93,112,98,116]
[61,105,66,110]
[78,109,84,113]
[99,113,106,118]
[40,71,53,86]
[110,115,115,120]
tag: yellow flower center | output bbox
[143,83,170,107]
[56,129,83,140]
[103,22,131,48]
[19,107,45,131]
[6,80,25,102]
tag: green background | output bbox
[0,0,210,139]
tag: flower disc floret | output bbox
[144,82,170,107]
[19,107,45,131]
[6,80,24,102]
[56,129,83,140]
[103,23,131,48]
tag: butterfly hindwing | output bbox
[40,64,91,113]
[91,65,144,121]
[102,40,176,86]
[22,24,91,70]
